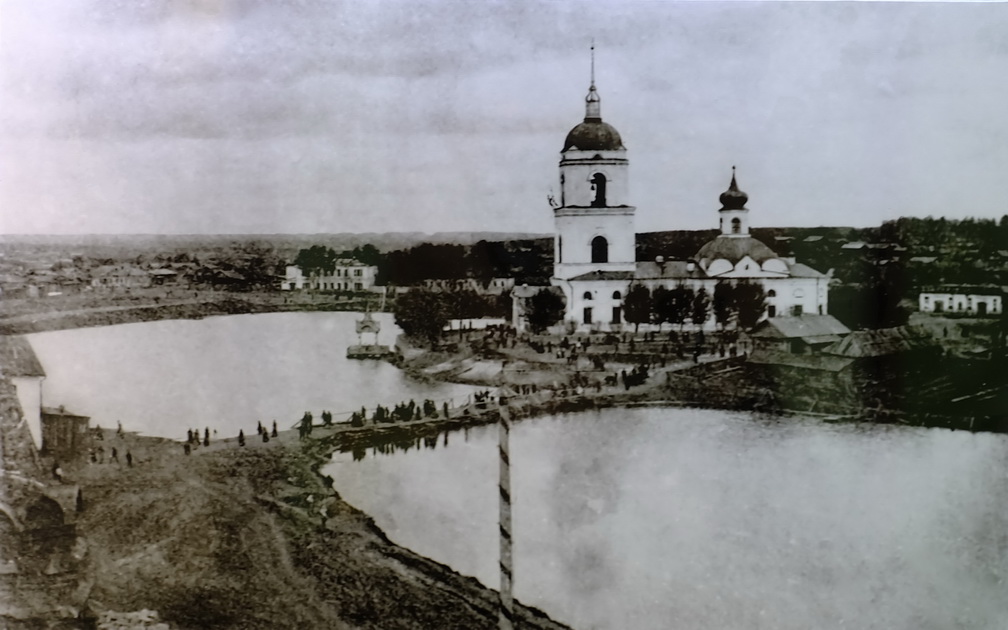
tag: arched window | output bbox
[612,291,622,300]
[590,173,607,207]
[591,235,608,263]
[767,290,776,298]
[731,218,741,234]
[583,291,593,300]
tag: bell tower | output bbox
[553,46,636,280]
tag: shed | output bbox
[750,315,851,354]
[41,407,91,460]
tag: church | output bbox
[513,63,831,332]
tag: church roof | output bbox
[567,270,635,282]
[634,260,707,280]
[787,262,828,278]
[696,236,779,265]
[562,120,624,152]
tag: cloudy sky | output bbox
[2,0,1007,235]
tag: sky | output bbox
[1,0,1007,235]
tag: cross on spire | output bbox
[590,39,595,88]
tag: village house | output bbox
[90,264,151,290]
[918,285,1003,316]
[422,277,515,295]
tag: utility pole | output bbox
[498,395,514,630]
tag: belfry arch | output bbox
[590,173,607,207]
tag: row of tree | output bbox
[519,281,769,334]
[393,288,510,342]
[623,281,768,332]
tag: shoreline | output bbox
[7,301,1006,627]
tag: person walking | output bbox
[238,430,246,447]
[110,447,119,463]
[126,451,133,467]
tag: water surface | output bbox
[28,312,477,439]
[325,408,1008,630]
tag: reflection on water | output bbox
[325,408,1008,630]
[27,312,478,439]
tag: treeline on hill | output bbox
[376,239,552,286]
[292,244,382,274]
[290,239,553,286]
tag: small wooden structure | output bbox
[347,310,394,360]
[40,406,91,460]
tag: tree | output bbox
[651,286,672,331]
[525,288,565,333]
[668,284,694,332]
[691,287,710,330]
[713,282,735,330]
[734,281,767,331]
[623,284,652,333]
[394,289,448,344]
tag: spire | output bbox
[585,40,601,121]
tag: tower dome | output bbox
[561,46,624,153]
[719,167,748,210]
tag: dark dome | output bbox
[562,120,624,152]
[696,236,778,265]
[719,171,748,210]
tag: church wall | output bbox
[562,280,629,329]
[553,211,635,279]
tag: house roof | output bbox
[824,326,935,358]
[920,284,1004,295]
[0,336,46,378]
[750,315,851,340]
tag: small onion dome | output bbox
[719,167,748,210]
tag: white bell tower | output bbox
[552,46,636,280]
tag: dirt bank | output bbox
[66,428,570,630]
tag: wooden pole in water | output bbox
[498,395,515,630]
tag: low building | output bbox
[750,315,851,355]
[90,265,151,290]
[283,259,378,292]
[422,277,515,295]
[40,407,91,460]
[918,285,1003,316]
[280,265,306,290]
[148,268,179,285]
